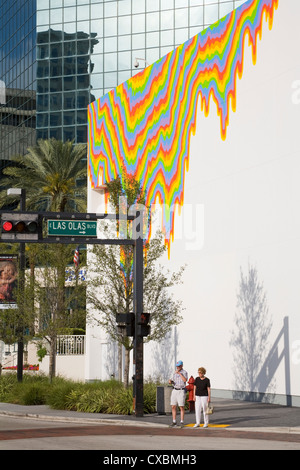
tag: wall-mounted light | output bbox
[134,57,149,68]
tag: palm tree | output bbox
[0,138,87,212]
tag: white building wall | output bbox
[87,0,300,404]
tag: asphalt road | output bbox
[0,398,299,452]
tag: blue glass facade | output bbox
[0,0,36,161]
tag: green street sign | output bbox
[47,219,97,237]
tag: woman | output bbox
[193,367,211,428]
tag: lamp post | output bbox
[7,188,26,382]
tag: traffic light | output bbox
[1,212,42,241]
[137,312,150,337]
[116,313,135,337]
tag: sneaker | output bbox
[203,424,208,428]
[179,422,184,428]
[193,424,199,428]
[169,422,177,427]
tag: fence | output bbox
[56,335,85,355]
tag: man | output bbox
[169,360,188,427]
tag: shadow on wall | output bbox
[230,264,291,405]
[151,327,178,382]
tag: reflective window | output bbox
[77,110,87,124]
[118,16,131,36]
[50,43,62,57]
[50,58,62,76]
[77,90,89,108]
[146,0,159,12]
[104,17,117,36]
[49,92,62,109]
[50,8,63,24]
[175,28,188,46]
[77,74,90,89]
[132,14,145,34]
[190,6,204,27]
[118,51,131,70]
[220,2,234,17]
[91,54,103,74]
[160,30,174,47]
[77,56,89,74]
[77,126,87,143]
[64,111,75,126]
[37,44,49,59]
[132,34,145,50]
[161,0,174,10]
[50,112,62,126]
[49,77,62,92]
[64,91,76,108]
[104,1,117,17]
[119,0,131,15]
[146,12,159,32]
[64,41,76,57]
[37,113,48,128]
[132,0,145,14]
[90,73,104,90]
[64,75,76,91]
[64,7,76,22]
[146,32,159,48]
[64,127,75,141]
[91,3,103,19]
[77,5,90,21]
[204,4,219,25]
[160,10,174,30]
[37,78,49,93]
[175,8,188,29]
[104,53,117,72]
[104,36,117,53]
[64,57,77,76]
[77,40,90,55]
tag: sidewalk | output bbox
[1,397,300,436]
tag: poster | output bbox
[0,255,18,308]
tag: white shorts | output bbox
[171,389,186,407]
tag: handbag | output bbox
[206,402,214,414]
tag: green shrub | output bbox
[0,374,161,414]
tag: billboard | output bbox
[0,255,18,307]
[88,0,300,404]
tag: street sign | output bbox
[47,219,97,237]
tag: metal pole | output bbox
[17,189,26,382]
[133,211,144,417]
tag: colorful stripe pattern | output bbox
[88,0,278,252]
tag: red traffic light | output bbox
[2,221,13,232]
[1,213,41,241]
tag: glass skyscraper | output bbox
[1,0,247,160]
[0,0,36,162]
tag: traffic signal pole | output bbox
[133,213,144,417]
[17,189,26,382]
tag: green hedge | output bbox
[0,373,157,415]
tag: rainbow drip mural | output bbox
[88,0,278,253]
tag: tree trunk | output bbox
[49,335,56,382]
[124,347,130,388]
[118,342,122,381]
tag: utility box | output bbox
[156,386,172,414]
